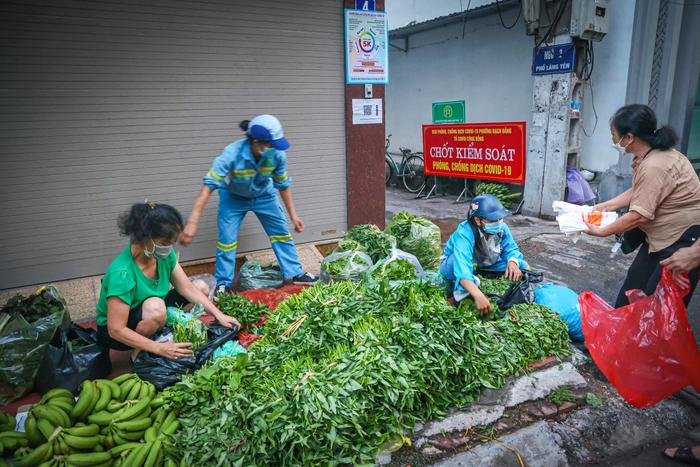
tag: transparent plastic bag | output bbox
[166,304,205,327]
[320,250,373,283]
[385,212,442,270]
[237,261,284,291]
[579,268,700,408]
[552,201,618,241]
[364,248,425,288]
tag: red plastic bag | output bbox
[579,268,700,408]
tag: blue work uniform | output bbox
[440,220,528,301]
[203,138,303,287]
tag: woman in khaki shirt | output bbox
[584,104,700,307]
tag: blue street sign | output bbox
[532,44,576,76]
[355,0,375,11]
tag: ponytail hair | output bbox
[117,202,184,242]
[239,120,250,133]
[611,104,678,150]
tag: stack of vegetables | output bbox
[384,211,442,269]
[165,280,570,465]
[1,374,181,466]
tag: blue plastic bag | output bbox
[534,283,583,341]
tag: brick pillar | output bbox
[344,0,387,229]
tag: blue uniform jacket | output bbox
[203,138,292,198]
[442,220,528,297]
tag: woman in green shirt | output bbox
[96,202,240,360]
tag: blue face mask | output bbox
[482,220,504,235]
[261,147,276,158]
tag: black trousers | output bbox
[615,225,700,308]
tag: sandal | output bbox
[663,446,700,466]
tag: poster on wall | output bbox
[344,9,388,84]
[352,98,383,124]
[422,122,527,183]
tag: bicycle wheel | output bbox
[401,154,426,193]
[385,157,392,185]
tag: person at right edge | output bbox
[583,104,700,307]
[180,114,317,296]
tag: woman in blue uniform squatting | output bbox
[180,115,317,294]
[440,194,528,315]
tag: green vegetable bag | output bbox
[385,212,442,269]
[320,250,373,283]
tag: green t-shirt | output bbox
[95,244,177,326]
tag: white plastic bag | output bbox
[552,201,618,241]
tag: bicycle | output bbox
[385,134,426,193]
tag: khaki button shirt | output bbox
[629,148,700,252]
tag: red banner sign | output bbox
[422,121,527,183]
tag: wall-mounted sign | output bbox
[352,98,383,124]
[422,122,527,183]
[532,43,576,76]
[355,0,375,10]
[345,9,388,84]
[432,100,466,124]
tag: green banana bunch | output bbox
[475,182,522,206]
[0,412,16,431]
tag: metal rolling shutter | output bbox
[0,0,346,289]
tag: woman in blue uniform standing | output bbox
[440,194,528,314]
[180,114,317,295]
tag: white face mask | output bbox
[612,135,630,155]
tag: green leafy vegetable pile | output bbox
[166,281,570,465]
[368,258,417,282]
[216,293,269,328]
[321,251,373,281]
[477,275,518,296]
[172,319,208,352]
[344,224,395,263]
[385,211,442,269]
[1,289,64,323]
[336,238,365,253]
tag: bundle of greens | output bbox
[477,275,518,296]
[385,211,442,269]
[344,224,395,263]
[475,182,521,207]
[368,258,417,282]
[167,281,570,465]
[216,293,269,328]
[172,319,207,352]
[1,288,64,323]
[335,238,365,253]
[321,251,373,282]
[456,295,502,321]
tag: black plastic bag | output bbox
[478,270,544,310]
[0,309,67,404]
[133,324,238,390]
[35,323,111,394]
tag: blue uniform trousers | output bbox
[215,191,303,287]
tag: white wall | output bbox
[578,1,635,172]
[388,0,497,30]
[386,9,534,155]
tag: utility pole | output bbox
[521,0,609,218]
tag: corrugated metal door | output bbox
[0,0,347,289]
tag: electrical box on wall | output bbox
[570,0,609,41]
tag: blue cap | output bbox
[469,194,511,221]
[247,114,290,150]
